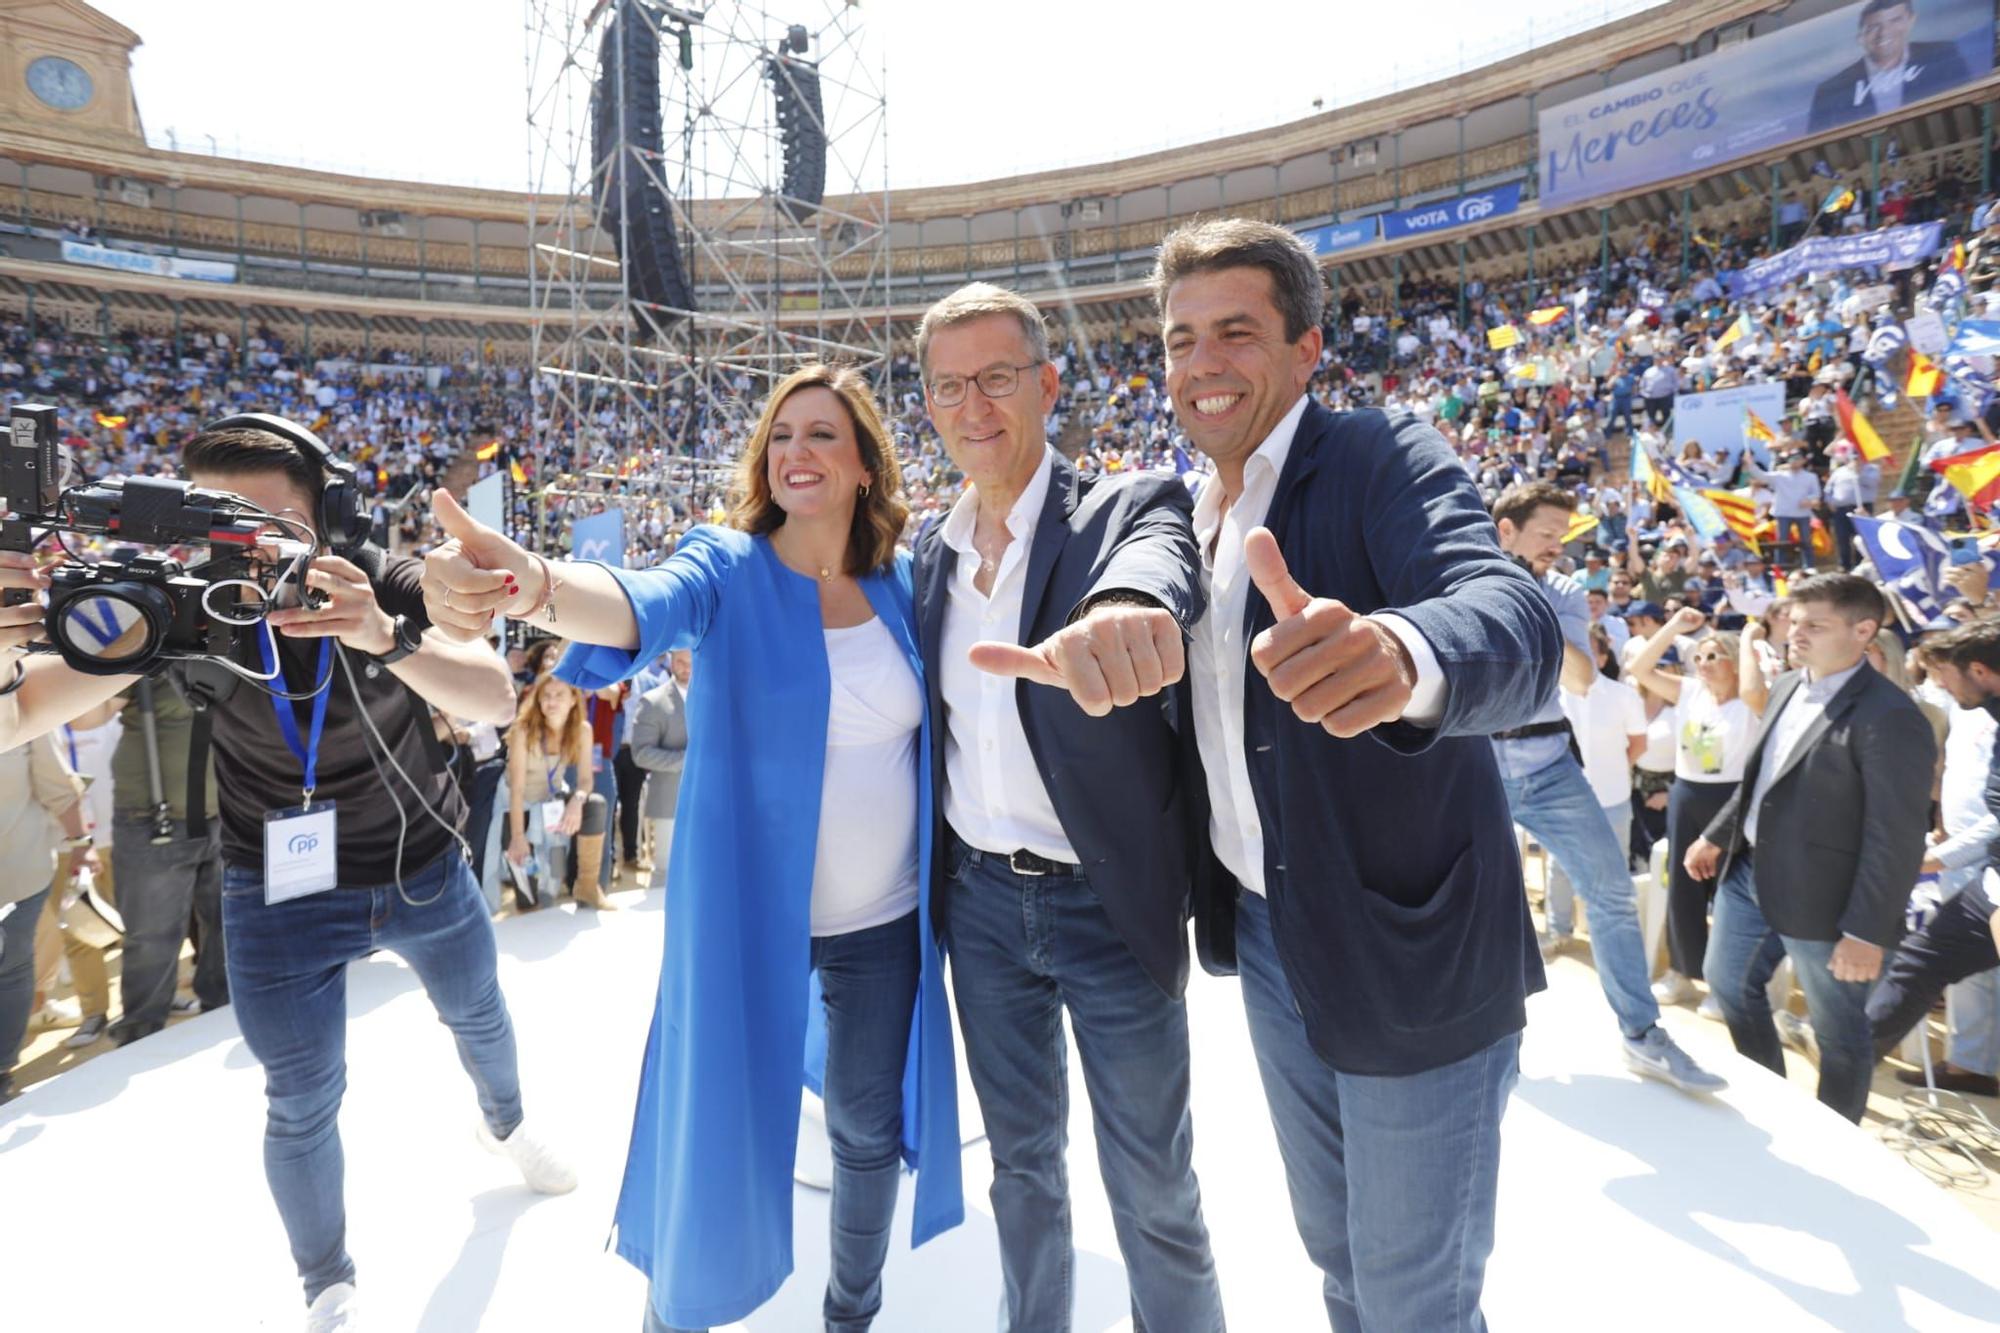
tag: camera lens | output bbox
[54,585,171,675]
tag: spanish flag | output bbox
[1929,442,2000,509]
[1713,310,1752,352]
[1834,387,1892,461]
[475,439,501,462]
[1527,306,1568,327]
[93,411,126,430]
[1905,349,1946,399]
[509,460,528,485]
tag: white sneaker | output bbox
[1651,972,1700,1006]
[476,1118,577,1195]
[1696,992,1724,1021]
[35,996,80,1028]
[305,1281,359,1332]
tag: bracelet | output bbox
[0,657,24,698]
[523,551,563,626]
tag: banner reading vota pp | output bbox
[1379,183,1522,241]
[1294,219,1376,255]
[1538,0,1993,209]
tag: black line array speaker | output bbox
[767,52,826,224]
[592,0,693,338]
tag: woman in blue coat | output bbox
[421,364,963,1331]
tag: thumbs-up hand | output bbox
[969,598,1185,718]
[1244,527,1417,738]
[421,489,534,643]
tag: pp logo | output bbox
[287,833,321,856]
[1457,195,1497,223]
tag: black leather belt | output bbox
[1003,848,1078,877]
[1492,720,1573,742]
[946,829,1081,878]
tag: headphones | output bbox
[203,412,372,555]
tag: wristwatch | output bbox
[370,614,425,667]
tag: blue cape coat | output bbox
[558,527,963,1328]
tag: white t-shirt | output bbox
[810,617,921,937]
[1674,678,1756,784]
[1638,701,1678,774]
[1560,676,1648,807]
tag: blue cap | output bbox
[1622,600,1667,621]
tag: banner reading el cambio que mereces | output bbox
[1538,0,1994,209]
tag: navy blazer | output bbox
[916,451,1206,998]
[1188,404,1561,1077]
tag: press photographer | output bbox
[0,414,569,1333]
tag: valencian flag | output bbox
[93,411,127,429]
[1929,442,2000,510]
[1527,306,1568,326]
[1699,488,1764,554]
[475,439,501,462]
[1632,444,1673,505]
[1743,407,1777,447]
[1713,310,1752,352]
[1905,349,1946,399]
[1487,324,1520,350]
[1563,512,1599,545]
[1833,387,1892,462]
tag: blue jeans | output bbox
[0,886,51,1099]
[1499,756,1660,1039]
[1704,855,1888,1122]
[221,850,523,1304]
[1545,798,1631,937]
[945,840,1222,1333]
[642,911,920,1333]
[1237,893,1517,1332]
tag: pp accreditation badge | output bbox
[264,802,339,905]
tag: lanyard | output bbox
[61,724,78,773]
[257,628,333,809]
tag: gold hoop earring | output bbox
[859,482,871,498]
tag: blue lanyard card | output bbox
[264,802,339,905]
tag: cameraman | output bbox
[0,421,569,1332]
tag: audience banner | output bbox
[1379,183,1521,241]
[1538,0,1993,208]
[571,509,626,568]
[1673,383,1785,472]
[1295,219,1375,255]
[1730,222,1944,297]
[59,239,238,283]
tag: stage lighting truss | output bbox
[522,0,890,548]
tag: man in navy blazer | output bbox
[1155,218,1558,1331]
[913,283,1223,1333]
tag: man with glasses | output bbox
[912,283,1223,1331]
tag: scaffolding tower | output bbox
[520,0,890,550]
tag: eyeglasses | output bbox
[927,360,1043,408]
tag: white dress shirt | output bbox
[1743,663,1863,847]
[1932,703,1999,872]
[938,448,1077,862]
[1188,394,1446,897]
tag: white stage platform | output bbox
[3,888,1998,1332]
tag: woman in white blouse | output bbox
[1627,607,1758,1008]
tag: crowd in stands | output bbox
[7,143,2000,1124]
